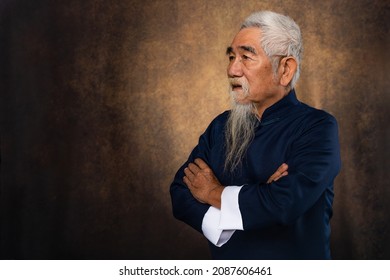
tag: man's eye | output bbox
[228,55,235,61]
[242,55,251,60]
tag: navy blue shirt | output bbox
[170,90,341,259]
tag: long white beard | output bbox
[224,80,258,173]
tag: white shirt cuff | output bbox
[201,185,243,247]
[202,206,235,247]
[220,185,244,230]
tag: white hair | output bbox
[241,11,303,88]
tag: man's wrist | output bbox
[208,185,224,209]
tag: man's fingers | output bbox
[194,158,209,170]
[183,176,190,187]
[184,160,210,187]
[266,177,274,184]
[188,162,201,174]
[267,163,289,184]
[271,171,289,182]
[184,167,195,181]
[276,163,288,174]
[184,175,206,204]
[184,161,204,183]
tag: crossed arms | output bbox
[183,159,288,209]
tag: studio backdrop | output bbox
[0,0,389,259]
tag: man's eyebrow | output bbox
[226,46,233,55]
[225,46,257,55]
[239,45,257,55]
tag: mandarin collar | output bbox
[259,89,300,126]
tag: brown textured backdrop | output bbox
[0,0,389,259]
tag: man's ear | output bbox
[279,56,297,87]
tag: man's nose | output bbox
[227,59,243,77]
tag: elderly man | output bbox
[170,11,341,259]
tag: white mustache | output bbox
[228,78,250,102]
[229,78,250,91]
[229,78,246,87]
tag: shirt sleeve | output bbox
[201,186,243,247]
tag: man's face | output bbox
[226,27,282,110]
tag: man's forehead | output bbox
[228,27,262,53]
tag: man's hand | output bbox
[183,158,224,208]
[267,163,288,183]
